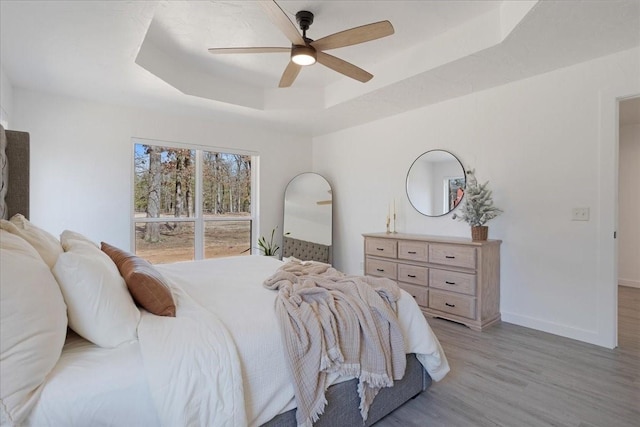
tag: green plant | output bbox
[452,169,503,226]
[258,227,280,256]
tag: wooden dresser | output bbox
[363,232,501,331]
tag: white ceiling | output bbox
[1,1,639,137]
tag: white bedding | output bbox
[26,332,160,426]
[25,256,449,427]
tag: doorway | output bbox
[617,96,640,352]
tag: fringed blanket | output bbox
[263,259,406,427]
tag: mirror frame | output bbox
[405,149,466,217]
[283,172,333,262]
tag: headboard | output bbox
[0,125,30,220]
[283,236,331,264]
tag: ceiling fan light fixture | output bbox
[291,45,317,66]
[209,3,395,87]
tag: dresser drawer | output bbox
[398,264,428,286]
[365,238,397,259]
[429,290,476,319]
[398,282,428,308]
[365,258,397,280]
[429,269,476,296]
[429,244,476,269]
[398,241,429,262]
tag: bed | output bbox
[0,126,449,427]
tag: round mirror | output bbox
[406,150,465,217]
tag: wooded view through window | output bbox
[133,142,253,263]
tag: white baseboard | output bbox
[619,278,640,289]
[501,312,610,348]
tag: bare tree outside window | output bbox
[144,145,162,243]
[133,143,253,264]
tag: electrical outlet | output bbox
[571,207,590,221]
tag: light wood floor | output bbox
[618,285,640,353]
[376,287,640,427]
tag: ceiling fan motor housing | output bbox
[292,10,317,65]
[295,11,314,31]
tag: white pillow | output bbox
[0,214,63,268]
[52,241,140,348]
[0,231,67,426]
[60,229,98,251]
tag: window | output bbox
[133,140,255,264]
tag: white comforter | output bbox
[154,256,449,427]
[26,256,449,427]
[136,285,247,427]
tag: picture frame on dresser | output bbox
[363,232,501,331]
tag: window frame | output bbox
[130,137,259,261]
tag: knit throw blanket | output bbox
[263,259,406,427]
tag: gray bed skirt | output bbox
[261,353,430,427]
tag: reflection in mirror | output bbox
[283,173,332,263]
[406,150,465,217]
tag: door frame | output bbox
[597,84,640,348]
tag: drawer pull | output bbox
[408,251,417,254]
[376,268,385,272]
[445,255,455,259]
[376,248,385,251]
[445,281,456,285]
[407,274,416,278]
[445,302,456,307]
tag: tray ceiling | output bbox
[1,1,638,136]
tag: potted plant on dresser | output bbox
[452,169,502,241]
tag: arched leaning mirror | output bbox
[406,150,466,217]
[283,173,333,263]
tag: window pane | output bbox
[135,221,195,264]
[132,141,255,264]
[202,152,251,218]
[134,144,196,219]
[204,221,251,259]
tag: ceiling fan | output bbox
[208,0,394,88]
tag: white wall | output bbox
[618,123,640,288]
[0,66,13,128]
[12,88,312,251]
[312,48,640,347]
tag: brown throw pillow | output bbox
[101,242,176,317]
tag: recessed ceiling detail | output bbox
[135,1,524,111]
[2,1,639,136]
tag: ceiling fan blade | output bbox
[310,21,394,51]
[259,1,305,46]
[208,47,290,55]
[316,52,373,83]
[279,61,302,88]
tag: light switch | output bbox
[571,207,590,221]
